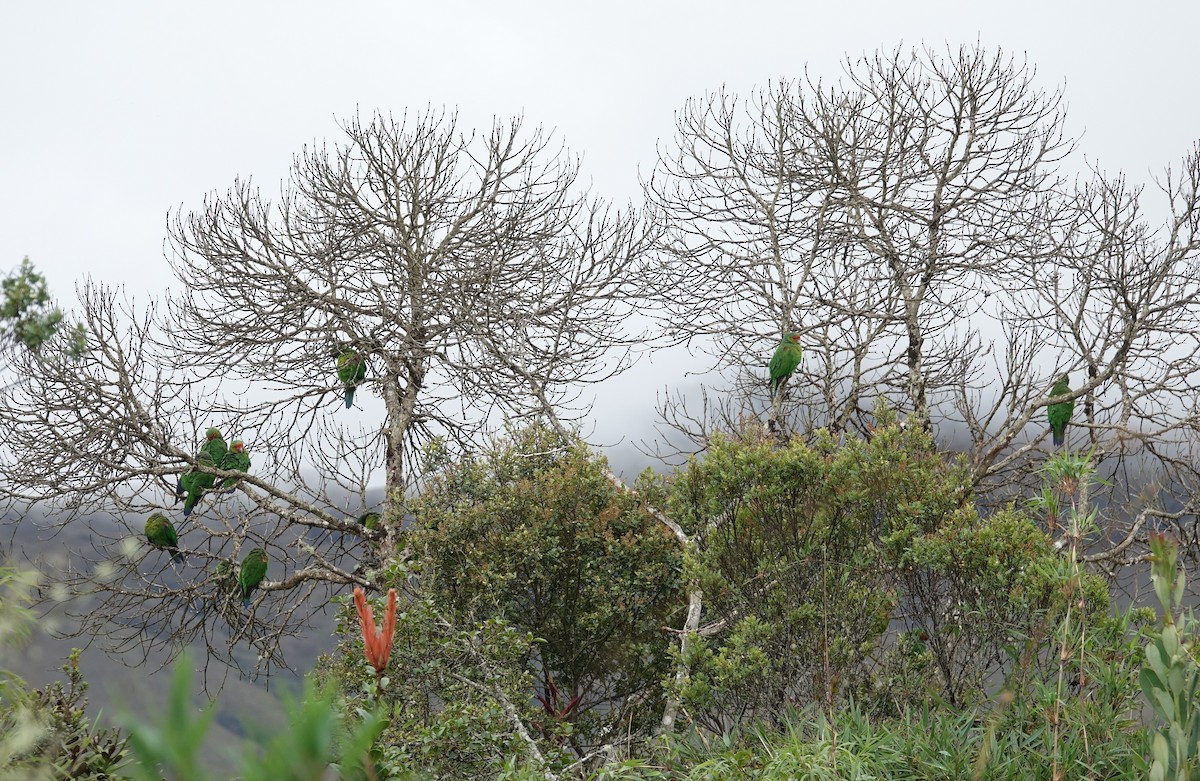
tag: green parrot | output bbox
[201,427,228,462]
[768,331,804,398]
[144,512,183,563]
[337,350,367,409]
[239,548,269,607]
[175,428,226,503]
[1047,374,1075,448]
[180,451,218,517]
[219,440,251,490]
[357,511,381,531]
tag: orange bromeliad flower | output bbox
[353,586,397,675]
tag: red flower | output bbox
[353,586,397,675]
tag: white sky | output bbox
[2,0,1197,467]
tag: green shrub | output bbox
[122,650,383,781]
[669,421,1078,726]
[318,574,549,780]
[409,424,683,751]
[1140,533,1200,781]
[1,565,129,780]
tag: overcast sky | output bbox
[2,1,1197,468]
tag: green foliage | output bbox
[319,572,546,780]
[658,413,1150,781]
[240,682,384,781]
[315,426,686,776]
[886,507,1066,708]
[1140,534,1200,781]
[17,651,129,780]
[0,258,84,358]
[0,563,38,656]
[670,424,905,723]
[669,421,1072,726]
[409,424,683,748]
[121,652,218,781]
[123,650,384,781]
[1,566,129,780]
[590,702,1147,780]
[0,563,51,776]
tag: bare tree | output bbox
[646,45,1079,442]
[646,44,1200,497]
[643,43,1200,725]
[996,153,1200,546]
[643,82,879,441]
[0,109,650,677]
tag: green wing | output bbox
[357,512,381,531]
[239,548,269,606]
[214,559,237,595]
[176,429,226,504]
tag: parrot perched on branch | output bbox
[180,452,217,517]
[768,331,804,398]
[144,512,183,563]
[175,428,226,505]
[219,440,250,490]
[239,548,269,607]
[337,350,367,409]
[200,427,227,462]
[357,512,381,531]
[1047,374,1075,448]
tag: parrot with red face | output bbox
[220,440,250,490]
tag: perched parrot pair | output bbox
[768,335,1078,451]
[768,331,804,399]
[176,428,251,517]
[337,350,367,409]
[214,549,269,607]
[1047,374,1075,448]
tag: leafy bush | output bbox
[667,419,1103,727]
[1,565,129,780]
[1140,533,1200,781]
[410,425,683,751]
[319,570,550,780]
[122,650,383,781]
[592,701,1147,780]
[0,258,85,358]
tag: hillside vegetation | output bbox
[5,41,1200,779]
